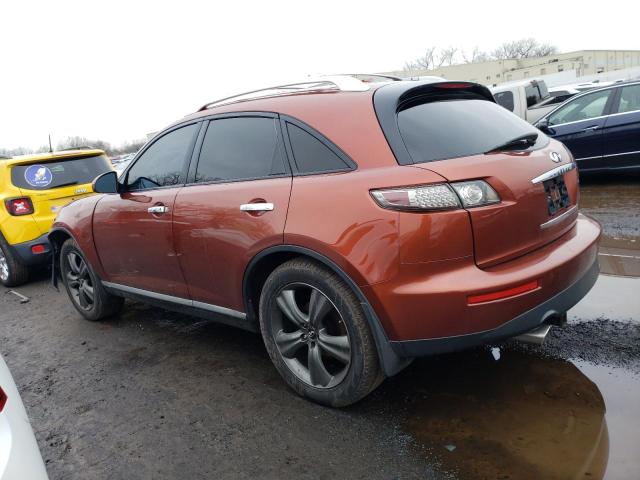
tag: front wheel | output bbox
[60,238,123,321]
[259,258,382,407]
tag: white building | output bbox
[386,50,640,86]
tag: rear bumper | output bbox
[363,213,601,350]
[389,257,598,357]
[6,233,52,266]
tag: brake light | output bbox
[0,386,6,412]
[4,197,34,216]
[436,82,474,89]
[370,180,499,212]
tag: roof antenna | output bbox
[48,134,53,153]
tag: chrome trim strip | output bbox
[192,300,247,319]
[603,149,640,158]
[102,281,247,319]
[576,149,640,161]
[539,205,578,230]
[531,163,576,184]
[545,105,640,128]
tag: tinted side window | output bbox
[525,84,541,107]
[616,84,640,113]
[548,89,613,125]
[127,124,197,191]
[494,91,514,112]
[287,123,349,174]
[195,117,286,183]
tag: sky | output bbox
[1,0,637,150]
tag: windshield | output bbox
[11,154,112,190]
[397,99,547,163]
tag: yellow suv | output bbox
[0,149,112,286]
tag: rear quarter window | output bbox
[11,154,112,190]
[286,123,351,174]
[397,99,546,163]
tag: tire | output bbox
[259,258,382,407]
[0,235,29,287]
[60,238,123,321]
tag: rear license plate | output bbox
[543,175,570,216]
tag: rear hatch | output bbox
[10,153,112,234]
[375,81,579,268]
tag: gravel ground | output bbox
[1,175,638,479]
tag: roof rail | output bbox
[198,74,380,111]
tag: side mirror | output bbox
[92,171,119,194]
[536,118,550,132]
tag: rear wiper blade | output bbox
[485,133,538,153]
[55,181,79,188]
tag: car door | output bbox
[173,114,292,313]
[601,83,640,171]
[544,88,616,171]
[93,122,200,297]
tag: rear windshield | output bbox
[397,99,545,163]
[11,154,112,190]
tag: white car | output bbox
[0,355,48,480]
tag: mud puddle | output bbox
[393,348,639,479]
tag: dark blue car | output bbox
[536,81,640,173]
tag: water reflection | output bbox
[385,349,609,479]
[579,175,640,277]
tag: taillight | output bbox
[0,386,7,412]
[4,197,34,216]
[371,180,500,212]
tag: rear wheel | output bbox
[60,238,123,320]
[0,235,29,287]
[259,258,382,407]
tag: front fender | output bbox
[48,194,107,284]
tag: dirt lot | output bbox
[1,175,639,479]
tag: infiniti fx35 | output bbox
[50,77,601,406]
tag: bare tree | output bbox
[461,46,491,64]
[439,46,458,66]
[404,46,437,71]
[533,42,559,57]
[492,38,558,59]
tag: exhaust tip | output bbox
[514,324,552,346]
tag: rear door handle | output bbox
[240,203,274,212]
[148,206,169,214]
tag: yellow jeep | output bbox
[0,149,112,286]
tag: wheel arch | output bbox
[243,245,411,376]
[48,227,74,289]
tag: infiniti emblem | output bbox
[549,151,562,163]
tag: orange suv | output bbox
[50,76,601,406]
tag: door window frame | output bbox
[183,111,358,186]
[545,87,619,127]
[609,83,640,116]
[120,120,203,192]
[185,112,292,186]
